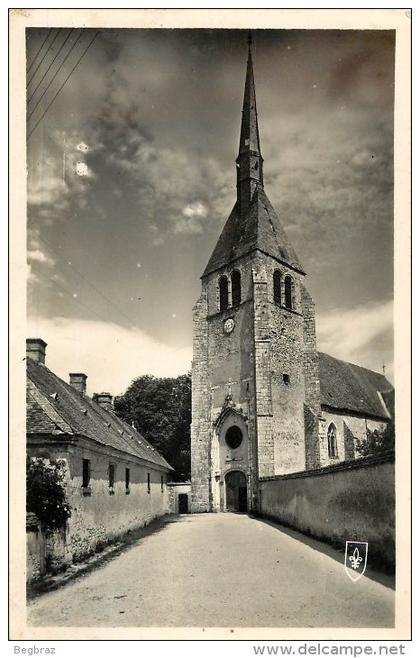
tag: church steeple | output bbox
[202,31,305,279]
[236,32,264,212]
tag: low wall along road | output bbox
[258,450,395,572]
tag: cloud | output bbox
[317,300,394,379]
[27,175,68,207]
[182,201,208,218]
[27,129,99,227]
[27,263,38,284]
[26,316,193,395]
[27,248,54,267]
[172,201,209,235]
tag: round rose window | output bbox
[225,425,243,449]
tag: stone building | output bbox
[26,338,173,566]
[190,40,394,514]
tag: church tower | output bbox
[191,36,322,514]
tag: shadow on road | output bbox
[29,513,189,599]
[252,515,395,590]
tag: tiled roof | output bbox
[319,352,394,420]
[202,188,304,277]
[26,358,173,471]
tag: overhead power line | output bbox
[27,28,53,73]
[27,28,75,106]
[36,272,114,325]
[27,31,100,140]
[27,30,84,121]
[37,235,139,327]
[27,29,60,88]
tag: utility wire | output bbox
[37,235,139,327]
[36,271,114,325]
[27,31,100,140]
[27,30,83,121]
[27,28,75,106]
[27,28,52,73]
[27,29,60,87]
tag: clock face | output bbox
[224,318,235,334]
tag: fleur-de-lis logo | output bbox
[344,541,368,582]
[349,547,363,570]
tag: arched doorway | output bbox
[225,470,247,512]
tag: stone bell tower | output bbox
[190,35,321,514]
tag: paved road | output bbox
[28,513,394,628]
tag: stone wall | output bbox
[191,253,258,512]
[301,285,323,470]
[167,482,192,513]
[191,250,313,511]
[26,521,46,583]
[191,290,211,512]
[258,451,395,571]
[320,409,387,466]
[252,254,307,477]
[27,441,171,563]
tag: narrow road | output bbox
[28,513,394,628]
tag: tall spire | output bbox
[236,31,264,212]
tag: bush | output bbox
[355,422,395,457]
[26,457,71,530]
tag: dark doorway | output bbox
[225,471,247,512]
[238,486,247,512]
[178,493,188,514]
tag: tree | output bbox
[356,422,395,457]
[26,457,71,530]
[114,373,191,481]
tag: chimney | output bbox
[26,338,47,364]
[93,392,113,411]
[69,373,87,395]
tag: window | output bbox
[273,270,281,305]
[284,275,293,310]
[283,373,290,385]
[327,423,338,459]
[219,275,229,311]
[161,475,164,493]
[108,463,115,494]
[231,269,241,306]
[82,459,91,488]
[147,472,151,494]
[225,425,243,450]
[125,468,130,494]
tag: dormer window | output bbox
[219,275,229,311]
[284,275,293,310]
[231,269,241,306]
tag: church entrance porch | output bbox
[225,470,247,512]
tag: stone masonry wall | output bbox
[191,290,211,512]
[27,442,170,562]
[252,253,307,476]
[26,525,46,583]
[252,265,274,477]
[320,409,387,466]
[301,285,322,469]
[191,253,260,510]
[259,451,395,571]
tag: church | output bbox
[190,38,394,515]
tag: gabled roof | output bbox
[202,187,305,277]
[319,352,394,420]
[26,358,173,471]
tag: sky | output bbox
[26,28,395,395]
